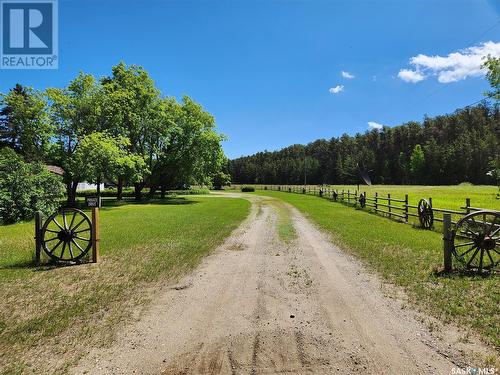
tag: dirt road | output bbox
[73,194,483,374]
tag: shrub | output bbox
[241,186,255,192]
[0,148,65,224]
[212,171,231,190]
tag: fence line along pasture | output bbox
[233,184,499,274]
[235,184,498,226]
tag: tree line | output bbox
[229,102,499,186]
[0,63,230,208]
[230,58,500,187]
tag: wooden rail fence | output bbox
[237,184,498,227]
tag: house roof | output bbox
[46,165,65,176]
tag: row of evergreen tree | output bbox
[229,103,500,185]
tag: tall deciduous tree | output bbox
[0,84,52,161]
[101,62,169,200]
[150,96,227,195]
[46,72,102,205]
[409,144,425,184]
[74,132,147,197]
[483,56,500,102]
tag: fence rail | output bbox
[233,184,499,274]
[234,184,499,229]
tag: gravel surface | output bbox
[72,194,491,374]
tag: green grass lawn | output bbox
[257,190,499,353]
[0,196,250,375]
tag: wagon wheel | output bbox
[418,199,434,229]
[41,208,93,262]
[452,211,499,273]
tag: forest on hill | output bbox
[229,103,500,185]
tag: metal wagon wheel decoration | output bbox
[41,208,93,262]
[418,198,434,229]
[452,211,499,273]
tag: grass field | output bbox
[0,196,250,374]
[324,184,500,211]
[256,190,499,354]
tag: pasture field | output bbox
[0,196,250,374]
[323,184,500,211]
[255,190,499,352]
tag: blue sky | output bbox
[0,0,499,159]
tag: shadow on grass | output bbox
[433,267,499,279]
[0,257,93,272]
[79,196,200,211]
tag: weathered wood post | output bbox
[375,192,378,211]
[34,211,42,264]
[465,198,471,214]
[354,190,358,207]
[443,213,453,272]
[388,193,391,218]
[428,197,433,208]
[91,207,100,263]
[404,194,409,223]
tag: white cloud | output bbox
[329,85,344,94]
[341,71,355,79]
[367,121,384,130]
[398,69,425,83]
[398,41,500,83]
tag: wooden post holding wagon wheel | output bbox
[418,198,434,229]
[36,207,99,263]
[451,210,499,273]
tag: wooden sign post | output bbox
[91,207,100,263]
[34,211,42,264]
[443,213,453,272]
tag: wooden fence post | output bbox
[465,198,470,214]
[388,193,391,218]
[34,211,42,264]
[354,190,358,207]
[375,192,378,211]
[91,207,100,263]
[443,213,453,272]
[404,194,409,223]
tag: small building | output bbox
[46,165,104,192]
[76,182,105,192]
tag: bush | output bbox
[0,148,65,224]
[241,186,255,192]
